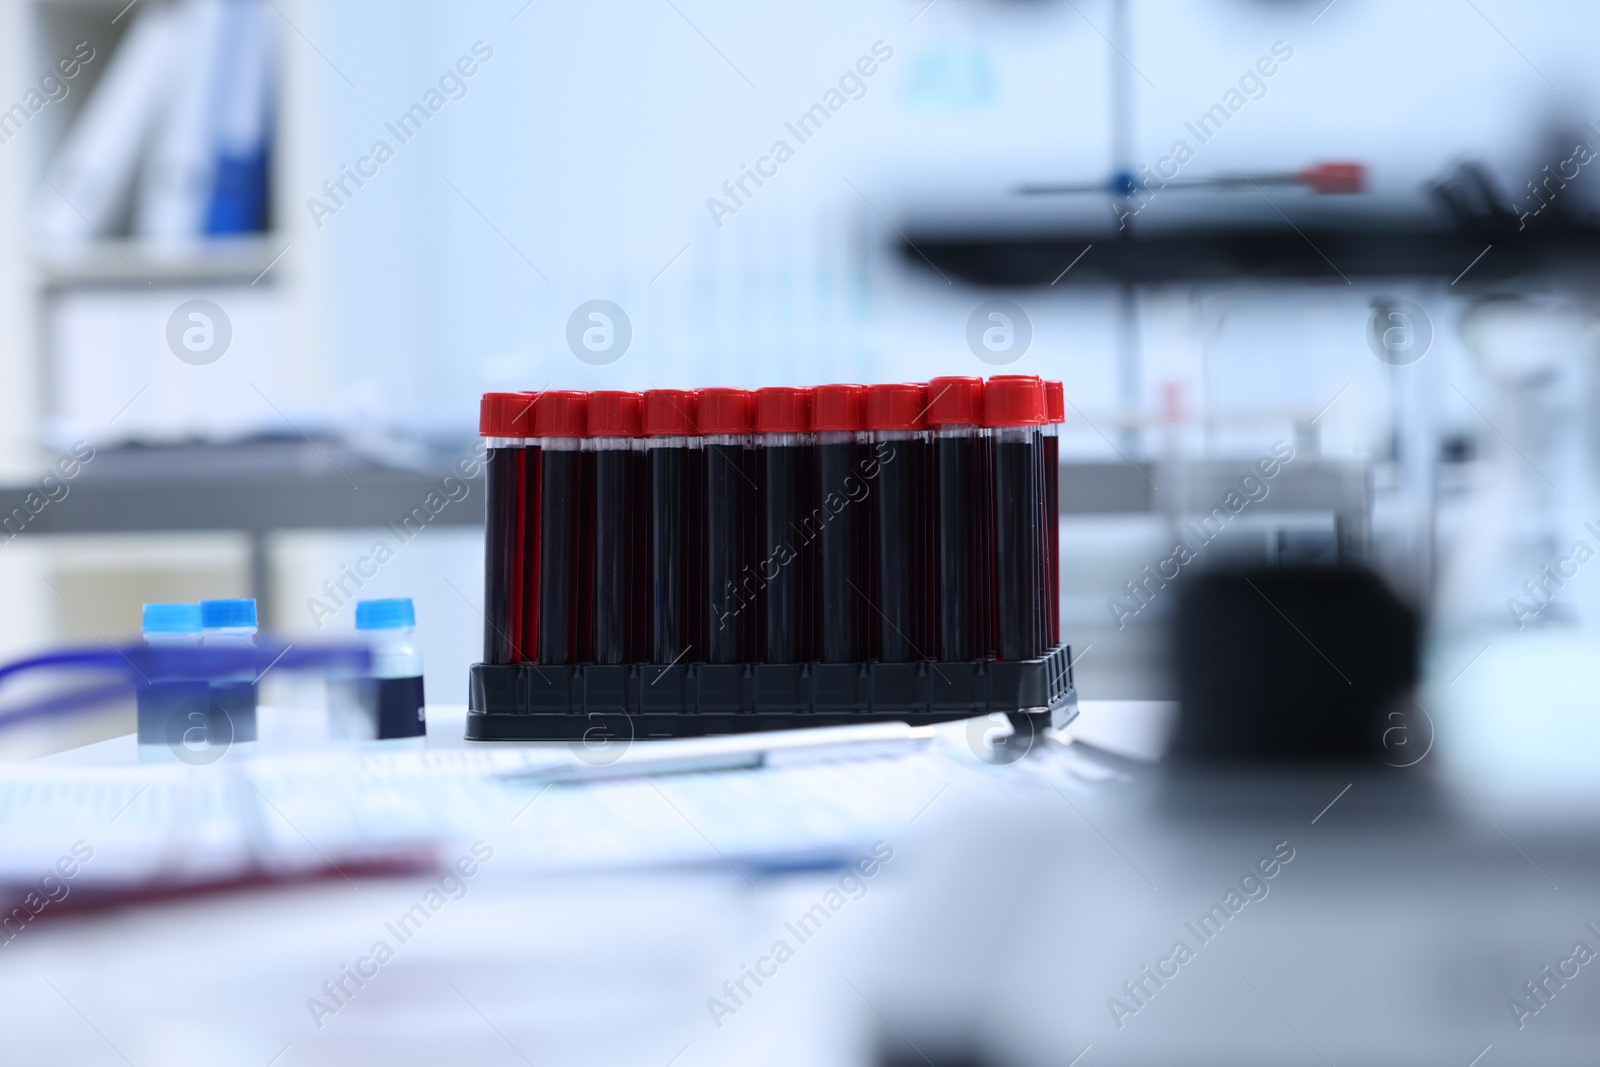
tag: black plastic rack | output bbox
[466,643,1077,741]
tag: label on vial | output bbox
[372,676,427,739]
[210,681,259,743]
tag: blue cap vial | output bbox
[200,598,258,629]
[142,602,202,634]
[356,598,416,631]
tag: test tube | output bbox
[631,423,650,664]
[479,392,533,664]
[200,598,259,744]
[865,383,931,663]
[754,387,814,663]
[1044,380,1064,648]
[992,374,1050,655]
[587,391,642,664]
[984,377,1046,660]
[811,384,868,662]
[532,391,588,664]
[926,376,986,661]
[354,598,426,740]
[137,602,207,750]
[520,397,544,663]
[698,388,754,664]
[643,390,701,664]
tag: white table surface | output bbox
[0,701,1158,1066]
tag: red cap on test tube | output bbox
[925,377,985,426]
[754,387,813,434]
[479,392,534,437]
[696,389,754,434]
[532,390,589,437]
[983,376,1046,426]
[864,383,928,431]
[811,384,866,432]
[587,391,642,437]
[642,390,698,436]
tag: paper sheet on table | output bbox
[0,724,1117,890]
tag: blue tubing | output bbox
[0,641,372,733]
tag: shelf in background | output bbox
[35,234,290,288]
[0,437,482,536]
[900,190,1600,287]
[0,437,483,623]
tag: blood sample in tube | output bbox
[587,392,641,664]
[1044,380,1064,648]
[754,387,814,663]
[521,413,543,664]
[479,392,533,664]
[533,391,587,664]
[985,377,1046,661]
[643,390,700,664]
[698,388,754,664]
[927,377,985,661]
[865,383,931,663]
[992,374,1048,655]
[812,384,868,662]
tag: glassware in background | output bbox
[1436,297,1600,628]
[1429,296,1600,801]
[1367,294,1444,609]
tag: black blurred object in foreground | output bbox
[1172,566,1416,763]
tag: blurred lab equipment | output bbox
[1428,297,1600,800]
[858,767,1600,1066]
[1436,297,1600,631]
[1171,565,1417,763]
[853,562,1598,1067]
[1017,161,1367,198]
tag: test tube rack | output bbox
[470,378,1073,741]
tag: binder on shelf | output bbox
[38,6,182,246]
[135,0,226,242]
[49,0,277,248]
[204,0,276,236]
